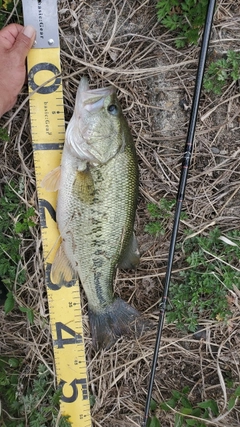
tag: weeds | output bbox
[156,2,240,93]
[145,199,187,237]
[145,201,240,332]
[157,0,240,95]
[0,1,239,425]
[0,182,36,319]
[0,127,9,141]
[0,361,71,426]
[0,0,22,29]
[167,228,240,331]
[203,50,240,95]
[156,0,208,48]
[147,385,240,426]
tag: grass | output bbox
[203,50,240,95]
[0,0,22,28]
[144,199,177,236]
[0,182,36,320]
[145,201,240,331]
[156,0,209,47]
[167,227,240,331]
[145,199,188,236]
[147,385,240,427]
[0,0,240,426]
[0,361,71,426]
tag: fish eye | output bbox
[107,104,118,116]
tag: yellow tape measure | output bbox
[23,1,91,425]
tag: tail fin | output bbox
[88,298,146,350]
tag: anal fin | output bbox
[51,243,76,286]
[118,232,140,270]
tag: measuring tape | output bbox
[22,1,91,425]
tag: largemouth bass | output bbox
[42,77,144,349]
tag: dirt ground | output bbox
[0,1,240,426]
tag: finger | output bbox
[0,23,23,50]
[11,25,36,64]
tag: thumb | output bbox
[12,25,36,64]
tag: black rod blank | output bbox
[142,1,217,425]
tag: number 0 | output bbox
[28,62,61,94]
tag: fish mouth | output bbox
[75,77,115,114]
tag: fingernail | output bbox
[23,25,36,39]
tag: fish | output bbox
[42,77,144,349]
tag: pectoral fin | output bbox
[41,166,61,191]
[118,232,140,270]
[73,168,95,203]
[51,243,76,286]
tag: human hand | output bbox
[0,24,35,117]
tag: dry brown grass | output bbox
[0,1,240,426]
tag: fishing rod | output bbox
[142,1,217,425]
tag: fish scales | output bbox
[59,144,137,312]
[43,77,145,349]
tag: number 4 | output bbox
[54,322,83,348]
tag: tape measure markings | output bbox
[33,143,64,151]
[23,0,91,424]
